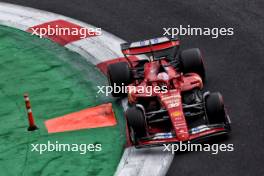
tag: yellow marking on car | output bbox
[171,111,182,117]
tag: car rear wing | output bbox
[121,36,180,58]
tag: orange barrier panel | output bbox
[45,103,117,133]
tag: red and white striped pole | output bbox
[24,93,38,131]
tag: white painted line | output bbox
[0,2,58,30]
[0,2,174,176]
[65,37,123,65]
[115,146,173,176]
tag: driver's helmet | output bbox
[157,72,169,81]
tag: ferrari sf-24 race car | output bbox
[107,36,231,148]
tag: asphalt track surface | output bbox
[2,0,264,175]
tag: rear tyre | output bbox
[205,92,226,124]
[126,106,147,138]
[180,48,205,81]
[107,62,131,97]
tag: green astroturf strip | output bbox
[0,25,126,176]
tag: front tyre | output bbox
[126,106,147,138]
[205,92,227,124]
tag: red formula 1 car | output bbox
[107,36,231,148]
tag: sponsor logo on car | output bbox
[171,111,182,117]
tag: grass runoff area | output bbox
[0,25,126,176]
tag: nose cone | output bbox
[177,130,189,141]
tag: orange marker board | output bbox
[45,103,117,133]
